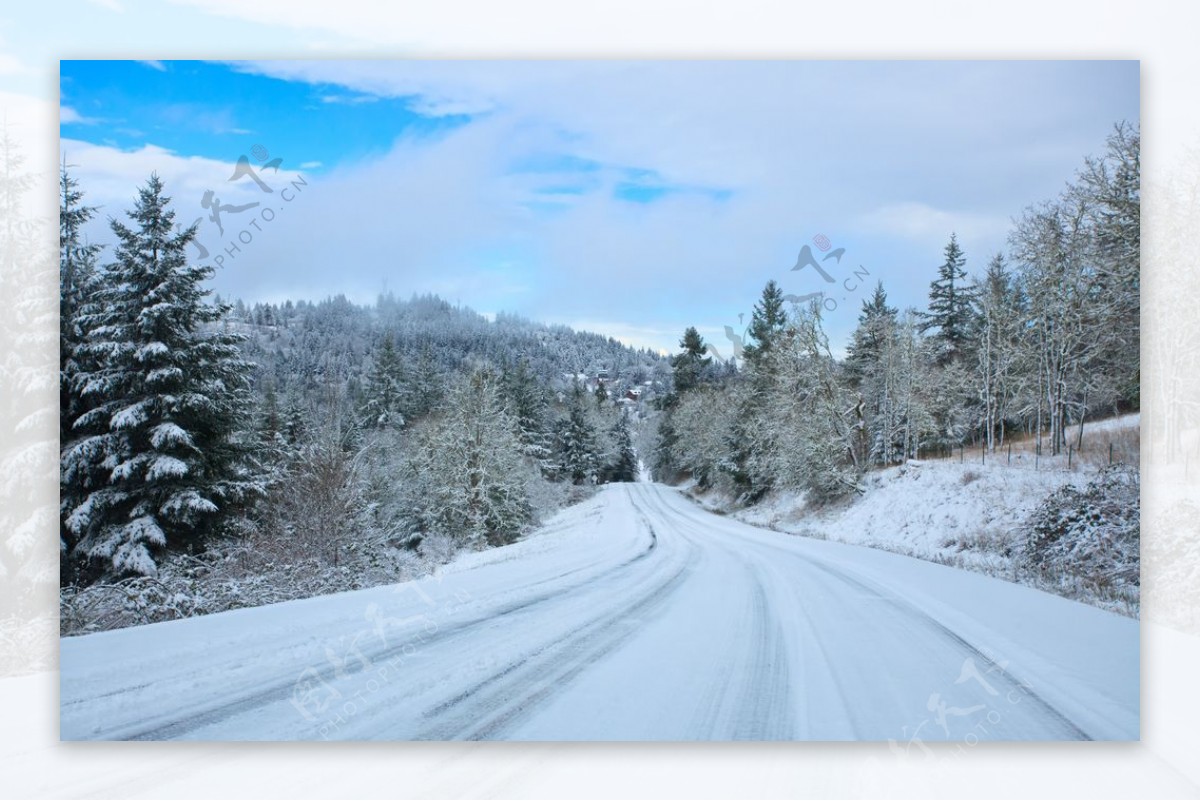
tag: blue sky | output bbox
[57,58,1139,354]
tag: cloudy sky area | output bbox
[58,58,1138,354]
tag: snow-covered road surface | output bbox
[60,483,1138,741]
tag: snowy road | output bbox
[60,483,1139,741]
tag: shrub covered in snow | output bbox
[1019,465,1139,603]
[60,532,427,635]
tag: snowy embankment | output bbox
[692,415,1140,615]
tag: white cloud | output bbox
[319,94,377,105]
[854,201,1010,245]
[60,106,99,125]
[59,138,269,251]
[61,60,1136,345]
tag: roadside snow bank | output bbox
[692,457,1139,616]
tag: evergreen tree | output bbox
[62,175,262,577]
[725,284,797,499]
[283,397,308,447]
[845,281,897,382]
[671,326,710,395]
[656,327,710,482]
[59,161,101,447]
[653,413,680,480]
[844,282,899,466]
[741,280,788,366]
[361,332,405,429]
[557,384,600,484]
[606,412,639,483]
[59,163,103,559]
[402,344,444,422]
[502,359,554,473]
[255,381,290,478]
[403,369,532,548]
[261,382,283,445]
[919,234,975,363]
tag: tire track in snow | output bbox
[633,484,794,740]
[657,487,1094,740]
[414,548,693,740]
[115,509,663,741]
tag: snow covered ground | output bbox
[61,483,1138,741]
[717,461,1083,575]
[696,414,1141,614]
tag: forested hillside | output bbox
[59,172,661,631]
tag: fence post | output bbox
[982,445,985,465]
[1109,442,1113,465]
[960,445,964,464]
[1068,445,1073,470]
[1008,443,1012,465]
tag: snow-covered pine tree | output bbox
[254,380,291,482]
[845,282,898,465]
[653,412,680,480]
[741,279,788,366]
[59,164,104,561]
[720,379,765,500]
[556,383,600,485]
[60,161,101,448]
[283,396,308,446]
[502,358,555,475]
[670,326,710,395]
[401,344,444,422]
[653,326,711,483]
[919,234,976,364]
[404,369,532,548]
[845,281,897,383]
[716,282,793,497]
[62,175,262,578]
[360,332,405,429]
[605,412,639,483]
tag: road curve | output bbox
[60,483,1139,741]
